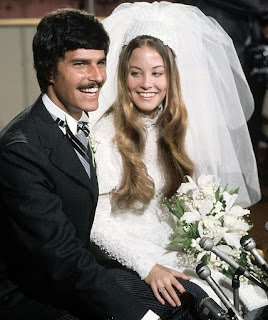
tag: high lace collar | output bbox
[141,104,163,129]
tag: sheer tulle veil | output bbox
[91,1,261,207]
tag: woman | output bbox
[90,1,265,315]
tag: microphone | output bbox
[265,221,268,232]
[199,237,268,292]
[196,263,243,320]
[240,235,268,275]
[199,297,230,320]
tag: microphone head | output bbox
[196,262,211,280]
[265,221,268,232]
[199,236,214,251]
[200,297,227,320]
[240,235,256,251]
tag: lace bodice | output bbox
[91,113,179,278]
[90,113,267,312]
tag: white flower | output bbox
[213,201,223,214]
[88,133,99,153]
[223,191,238,212]
[199,199,214,215]
[228,205,250,217]
[216,213,250,248]
[198,216,225,244]
[177,175,197,194]
[165,174,258,282]
[223,215,250,232]
[191,238,201,251]
[208,253,229,271]
[181,198,214,223]
[181,210,200,224]
[197,174,219,198]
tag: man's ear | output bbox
[46,71,54,84]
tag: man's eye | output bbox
[98,60,106,66]
[74,62,84,66]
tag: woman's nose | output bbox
[140,74,153,89]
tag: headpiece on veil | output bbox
[92,1,260,207]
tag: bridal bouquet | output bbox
[163,175,266,282]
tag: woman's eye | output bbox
[131,72,140,77]
[152,72,163,77]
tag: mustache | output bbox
[77,81,104,90]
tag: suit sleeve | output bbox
[0,141,149,320]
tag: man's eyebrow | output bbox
[70,58,89,63]
[70,57,106,63]
[98,57,106,63]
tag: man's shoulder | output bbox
[0,98,41,149]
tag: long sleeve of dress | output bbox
[91,193,159,279]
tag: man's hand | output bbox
[144,264,190,307]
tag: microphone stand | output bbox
[232,269,242,312]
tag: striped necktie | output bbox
[55,118,91,178]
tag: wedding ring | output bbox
[158,287,166,293]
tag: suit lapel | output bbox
[31,97,95,192]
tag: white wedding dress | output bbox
[90,112,267,314]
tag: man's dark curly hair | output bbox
[33,8,109,93]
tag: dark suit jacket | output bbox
[0,96,148,320]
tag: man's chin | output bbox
[85,104,99,112]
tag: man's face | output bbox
[47,49,106,120]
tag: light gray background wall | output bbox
[0,24,40,130]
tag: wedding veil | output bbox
[92,1,261,207]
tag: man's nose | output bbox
[88,65,104,83]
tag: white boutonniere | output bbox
[88,132,99,155]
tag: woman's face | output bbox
[127,46,167,119]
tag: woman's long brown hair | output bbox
[112,35,194,209]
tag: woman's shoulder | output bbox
[92,112,115,141]
[92,112,122,194]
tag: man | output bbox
[0,9,160,320]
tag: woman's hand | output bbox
[144,264,190,307]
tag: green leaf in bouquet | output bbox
[170,236,192,249]
[223,266,234,279]
[174,225,186,235]
[229,187,239,195]
[201,254,211,265]
[215,186,221,202]
[181,238,192,249]
[163,196,184,220]
[188,222,199,238]
[238,250,248,268]
[163,197,177,215]
[174,198,185,219]
[169,236,186,245]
